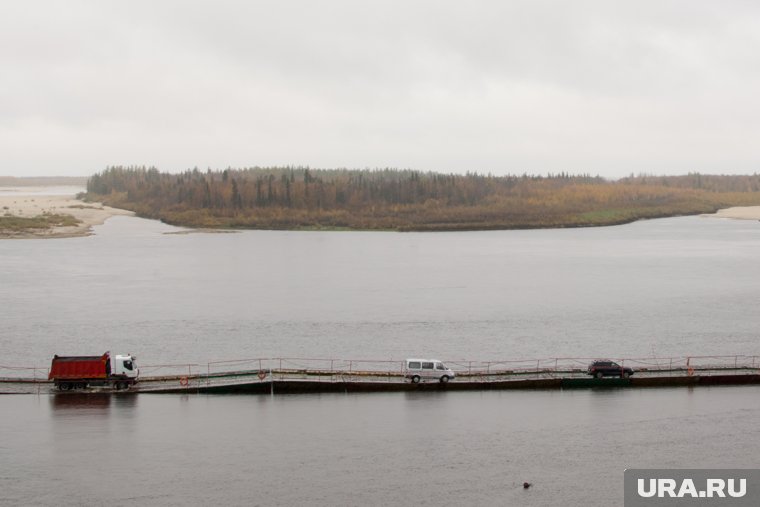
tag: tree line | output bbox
[85,166,760,230]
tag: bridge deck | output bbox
[3,364,760,394]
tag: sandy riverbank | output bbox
[703,206,760,221]
[0,188,134,239]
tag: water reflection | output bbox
[49,393,137,413]
[403,390,450,406]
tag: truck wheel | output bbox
[114,382,122,390]
[59,383,71,391]
[411,375,421,384]
[440,376,449,383]
[595,371,604,379]
[121,382,130,390]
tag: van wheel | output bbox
[411,375,421,384]
[595,371,604,379]
[440,376,449,383]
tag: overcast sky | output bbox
[1,1,759,178]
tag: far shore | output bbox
[2,186,759,239]
[0,187,133,239]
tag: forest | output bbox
[84,166,760,231]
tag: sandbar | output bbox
[0,189,133,239]
[703,206,760,221]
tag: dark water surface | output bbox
[2,387,760,507]
[2,214,760,505]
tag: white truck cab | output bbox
[405,359,455,383]
[111,354,139,379]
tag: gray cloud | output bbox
[1,0,759,177]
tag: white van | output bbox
[405,359,456,383]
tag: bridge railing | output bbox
[206,357,408,382]
[447,355,760,379]
[138,354,760,382]
[0,364,49,381]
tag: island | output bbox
[83,167,760,231]
[3,169,760,238]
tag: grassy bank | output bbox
[0,212,81,234]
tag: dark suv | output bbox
[587,360,634,379]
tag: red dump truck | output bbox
[49,352,139,391]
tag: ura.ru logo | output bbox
[638,478,746,498]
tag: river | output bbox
[2,387,760,506]
[1,212,759,505]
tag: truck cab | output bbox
[112,354,139,380]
